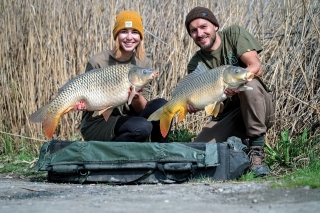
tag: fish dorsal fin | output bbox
[173,62,210,96]
[194,61,210,74]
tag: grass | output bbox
[271,161,320,189]
[168,129,196,142]
[239,128,320,188]
[238,168,320,189]
[0,153,47,180]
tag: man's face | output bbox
[189,19,219,51]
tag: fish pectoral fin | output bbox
[102,108,113,121]
[238,85,253,91]
[92,106,113,118]
[212,103,221,118]
[205,102,220,117]
[92,111,100,117]
[204,103,217,115]
[128,87,136,105]
[221,93,227,101]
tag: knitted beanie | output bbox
[185,7,219,35]
[112,10,144,40]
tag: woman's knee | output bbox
[146,98,167,110]
[140,98,167,118]
[138,119,153,133]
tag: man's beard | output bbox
[197,35,216,51]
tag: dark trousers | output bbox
[194,79,275,143]
[113,98,168,142]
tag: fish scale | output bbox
[148,62,254,137]
[29,64,158,139]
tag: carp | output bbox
[148,62,254,137]
[29,64,158,139]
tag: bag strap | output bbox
[157,163,198,183]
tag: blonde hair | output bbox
[113,37,146,60]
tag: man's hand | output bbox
[224,88,240,98]
[187,104,199,114]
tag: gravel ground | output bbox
[1,174,320,213]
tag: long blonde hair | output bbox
[113,37,146,60]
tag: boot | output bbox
[248,146,269,176]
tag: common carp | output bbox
[148,62,254,137]
[29,64,158,139]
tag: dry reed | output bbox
[0,0,319,151]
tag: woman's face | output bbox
[117,28,141,52]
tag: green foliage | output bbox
[270,161,320,189]
[0,133,13,155]
[0,152,46,180]
[168,129,196,142]
[238,171,257,181]
[0,134,40,175]
[265,129,319,169]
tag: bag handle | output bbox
[157,163,198,183]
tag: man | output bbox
[185,6,275,176]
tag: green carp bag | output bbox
[34,137,249,184]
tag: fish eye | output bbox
[142,69,148,74]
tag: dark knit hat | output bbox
[185,7,219,35]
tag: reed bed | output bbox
[0,0,319,152]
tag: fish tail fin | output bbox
[148,101,186,138]
[160,103,187,137]
[43,112,60,139]
[29,104,62,139]
[159,109,175,138]
[147,107,163,122]
[29,104,51,123]
[148,106,174,137]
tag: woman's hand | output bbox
[129,89,147,113]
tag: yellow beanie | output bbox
[112,10,144,40]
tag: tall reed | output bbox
[0,0,319,153]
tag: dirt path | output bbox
[1,174,319,213]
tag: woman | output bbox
[80,10,168,142]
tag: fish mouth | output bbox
[152,71,159,78]
[246,72,255,81]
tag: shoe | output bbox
[248,146,269,177]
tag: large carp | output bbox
[148,62,254,137]
[29,64,158,139]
